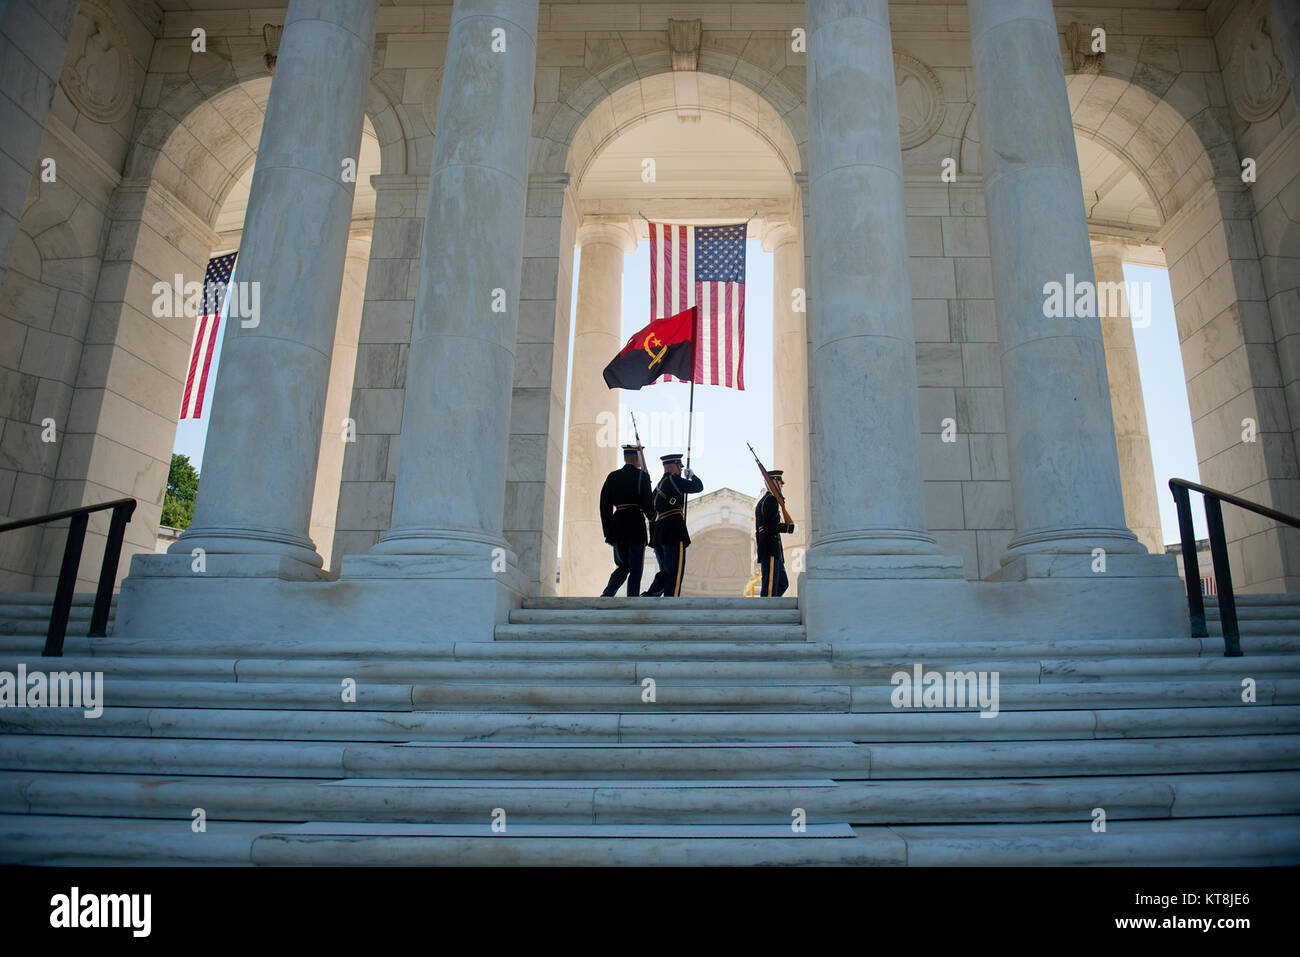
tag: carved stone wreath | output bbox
[59,0,135,124]
[1226,0,1289,123]
[893,52,945,150]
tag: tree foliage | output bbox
[161,453,199,529]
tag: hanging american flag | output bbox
[179,251,236,419]
[649,222,746,389]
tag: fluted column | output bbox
[370,0,538,567]
[178,0,378,569]
[763,220,810,574]
[1092,242,1163,555]
[804,0,946,568]
[561,220,636,596]
[969,0,1144,569]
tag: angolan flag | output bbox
[649,222,746,389]
[179,251,236,419]
[603,307,696,391]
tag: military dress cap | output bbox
[661,453,684,464]
[767,469,784,479]
[622,444,640,452]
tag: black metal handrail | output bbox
[1169,478,1300,657]
[0,498,137,656]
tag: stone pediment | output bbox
[686,487,758,537]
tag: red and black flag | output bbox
[602,306,696,391]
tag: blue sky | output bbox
[173,249,1203,549]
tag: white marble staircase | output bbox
[0,595,1297,865]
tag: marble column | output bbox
[804,0,951,568]
[177,0,378,571]
[560,220,635,596]
[763,220,810,573]
[968,0,1145,571]
[1092,242,1164,555]
[369,0,538,571]
[310,231,372,570]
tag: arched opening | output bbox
[1061,72,1300,591]
[550,73,804,598]
[17,69,406,589]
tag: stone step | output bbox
[522,597,799,610]
[4,697,1297,744]
[1205,594,1300,607]
[4,633,1295,662]
[1205,605,1300,621]
[2,673,1296,712]
[1,651,1295,685]
[509,608,803,624]
[2,769,1295,826]
[1206,620,1300,636]
[874,816,1300,866]
[0,636,829,661]
[7,813,1295,866]
[0,592,118,606]
[493,623,808,641]
[0,593,117,636]
[4,734,1297,780]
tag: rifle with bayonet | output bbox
[630,412,649,474]
[747,442,793,527]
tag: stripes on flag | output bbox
[648,222,746,389]
[180,251,236,420]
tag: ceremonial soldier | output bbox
[755,469,795,597]
[598,444,655,597]
[649,453,703,597]
[640,513,665,597]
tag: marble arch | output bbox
[7,65,411,589]
[543,70,806,597]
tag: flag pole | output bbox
[684,306,697,520]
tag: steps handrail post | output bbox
[1171,481,1207,638]
[1203,495,1242,657]
[89,500,135,638]
[43,513,88,657]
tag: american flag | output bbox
[179,251,236,419]
[649,222,746,389]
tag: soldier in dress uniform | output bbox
[755,469,795,597]
[649,453,704,597]
[640,512,665,597]
[598,444,655,597]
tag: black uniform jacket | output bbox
[755,491,795,560]
[650,472,704,547]
[599,464,654,545]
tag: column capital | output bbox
[577,218,637,253]
[1089,240,1128,265]
[761,220,799,253]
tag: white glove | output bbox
[682,468,693,480]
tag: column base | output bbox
[988,551,1175,582]
[173,525,323,568]
[801,552,1187,642]
[115,549,522,645]
[1000,525,1149,564]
